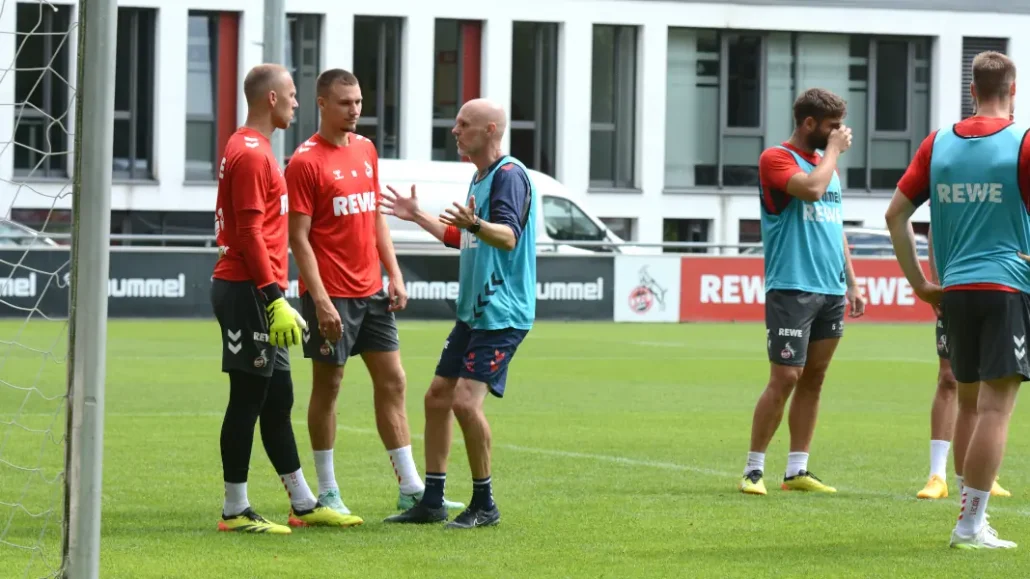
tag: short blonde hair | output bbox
[972,51,1016,100]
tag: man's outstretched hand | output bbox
[440,196,478,230]
[380,184,420,222]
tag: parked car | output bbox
[0,218,58,247]
[740,226,929,257]
[377,159,645,254]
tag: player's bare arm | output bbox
[783,127,852,202]
[926,225,939,283]
[374,209,408,311]
[842,230,867,317]
[441,196,517,251]
[926,225,944,317]
[380,184,450,242]
[288,211,343,343]
[285,155,343,342]
[886,190,941,305]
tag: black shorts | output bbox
[211,279,290,378]
[300,289,400,366]
[941,290,1030,384]
[765,289,846,367]
[936,316,949,359]
[434,321,529,398]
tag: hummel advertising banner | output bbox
[0,249,614,321]
[678,256,938,323]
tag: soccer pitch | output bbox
[5,319,1030,578]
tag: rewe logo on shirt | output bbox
[332,191,376,216]
[937,183,1004,203]
[803,204,843,224]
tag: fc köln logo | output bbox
[628,265,667,314]
[781,342,797,360]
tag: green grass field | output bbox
[4,319,1030,578]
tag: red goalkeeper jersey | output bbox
[212,127,290,290]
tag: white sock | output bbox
[280,468,318,512]
[313,449,338,495]
[223,482,249,517]
[956,486,990,536]
[956,474,965,496]
[744,452,765,475]
[786,452,809,477]
[929,440,950,479]
[387,445,425,495]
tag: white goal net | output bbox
[0,0,115,577]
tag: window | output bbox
[185,12,239,181]
[590,25,637,189]
[510,22,558,176]
[599,217,636,242]
[110,210,219,247]
[848,36,931,189]
[664,29,931,192]
[114,8,156,180]
[738,219,761,244]
[284,14,321,158]
[542,196,606,243]
[663,218,710,253]
[961,37,1009,119]
[14,2,72,178]
[354,16,402,159]
[185,12,219,181]
[432,19,482,160]
[9,208,71,236]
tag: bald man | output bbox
[381,98,538,529]
[212,63,360,534]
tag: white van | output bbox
[376,159,641,254]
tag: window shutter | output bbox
[962,37,1009,119]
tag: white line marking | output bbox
[8,410,1024,517]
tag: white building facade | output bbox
[1,0,1028,248]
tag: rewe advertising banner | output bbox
[677,256,937,323]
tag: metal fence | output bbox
[0,232,915,255]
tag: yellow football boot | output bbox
[288,502,364,528]
[740,470,767,495]
[917,474,949,499]
[218,508,292,534]
[781,470,837,493]
[991,478,1012,498]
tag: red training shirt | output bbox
[758,142,827,215]
[212,127,290,291]
[285,133,383,299]
[897,116,1030,293]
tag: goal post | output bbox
[64,0,117,577]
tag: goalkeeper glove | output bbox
[265,297,308,348]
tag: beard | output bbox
[807,132,829,151]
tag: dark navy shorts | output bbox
[764,289,845,367]
[434,321,529,398]
[940,290,1030,384]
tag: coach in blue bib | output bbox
[379,98,535,530]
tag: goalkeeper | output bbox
[210,63,361,534]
